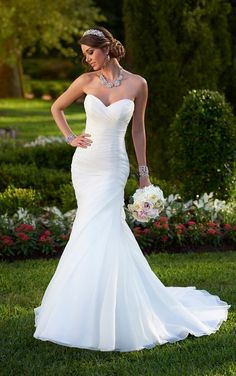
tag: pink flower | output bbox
[233,225,236,231]
[188,220,196,226]
[207,221,217,227]
[142,228,150,234]
[1,235,14,246]
[223,223,231,231]
[15,224,34,232]
[59,234,69,240]
[43,230,51,236]
[161,235,169,242]
[16,232,29,241]
[162,223,169,230]
[159,216,168,223]
[133,226,143,238]
[154,221,161,229]
[39,229,53,243]
[207,228,217,235]
[138,211,147,219]
[39,235,53,243]
[175,224,185,234]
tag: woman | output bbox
[33,26,230,352]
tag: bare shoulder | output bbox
[51,71,98,108]
[133,73,147,87]
[69,71,97,89]
[133,74,148,97]
[124,70,148,101]
[124,70,147,87]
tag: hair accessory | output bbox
[83,29,106,38]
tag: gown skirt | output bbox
[33,94,231,352]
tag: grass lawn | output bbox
[0,98,86,142]
[0,251,235,376]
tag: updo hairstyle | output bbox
[79,26,125,68]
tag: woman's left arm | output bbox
[132,77,152,188]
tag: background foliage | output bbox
[123,0,233,180]
[169,89,236,200]
[0,0,104,97]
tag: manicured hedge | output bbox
[0,143,74,170]
[0,164,71,209]
[169,89,236,201]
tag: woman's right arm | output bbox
[51,74,93,148]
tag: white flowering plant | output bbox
[127,184,166,223]
[24,135,64,147]
[163,191,229,223]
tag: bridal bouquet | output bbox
[127,184,166,223]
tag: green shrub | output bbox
[169,89,236,201]
[124,177,138,203]
[23,58,82,80]
[47,82,65,98]
[29,80,70,98]
[150,177,180,198]
[0,164,71,207]
[31,81,45,98]
[58,184,77,212]
[0,185,41,215]
[0,143,74,170]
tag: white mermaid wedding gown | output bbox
[33,94,231,352]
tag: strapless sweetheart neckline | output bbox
[85,94,135,108]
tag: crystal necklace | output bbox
[99,67,123,88]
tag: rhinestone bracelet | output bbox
[138,165,149,177]
[65,133,77,144]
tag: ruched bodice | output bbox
[71,94,134,182]
[33,94,230,352]
[73,94,134,165]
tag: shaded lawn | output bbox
[0,98,86,142]
[0,251,235,376]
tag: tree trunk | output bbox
[0,60,24,98]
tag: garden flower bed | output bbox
[0,207,75,260]
[0,192,235,260]
[126,191,236,253]
[131,217,236,254]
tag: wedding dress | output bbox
[33,94,231,352]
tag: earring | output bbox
[102,53,110,68]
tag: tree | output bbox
[225,0,236,113]
[93,0,124,41]
[0,0,104,97]
[123,0,232,180]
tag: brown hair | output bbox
[79,26,125,69]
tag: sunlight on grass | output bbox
[0,98,86,142]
